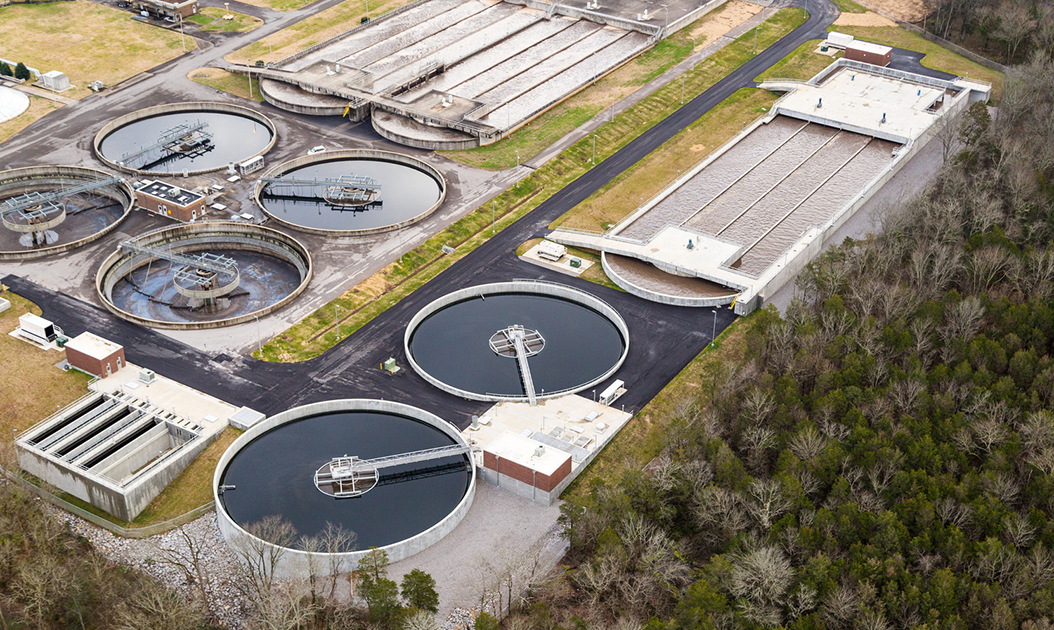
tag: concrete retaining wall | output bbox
[0,165,135,260]
[601,252,735,307]
[403,280,630,402]
[259,80,347,117]
[17,431,214,522]
[253,149,447,236]
[95,222,313,330]
[213,399,476,578]
[93,102,277,177]
[371,115,481,150]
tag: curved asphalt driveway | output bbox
[5,0,841,426]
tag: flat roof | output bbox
[848,40,892,55]
[484,431,570,477]
[18,312,52,328]
[65,332,123,360]
[136,180,204,208]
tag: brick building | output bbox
[481,431,572,505]
[65,332,126,377]
[135,180,206,223]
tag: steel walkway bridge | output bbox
[314,443,471,498]
[1,176,124,217]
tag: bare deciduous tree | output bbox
[155,525,214,614]
[231,515,298,608]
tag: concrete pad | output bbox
[91,362,242,438]
[520,241,593,276]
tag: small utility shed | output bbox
[845,40,893,66]
[65,332,126,377]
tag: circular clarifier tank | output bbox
[405,281,629,402]
[254,150,446,235]
[96,222,312,329]
[94,102,275,176]
[0,166,134,260]
[215,400,475,575]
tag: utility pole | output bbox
[179,13,185,52]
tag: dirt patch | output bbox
[688,0,762,49]
[834,11,897,27]
[863,0,928,22]
[690,144,707,151]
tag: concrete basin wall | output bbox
[0,165,135,260]
[95,222,313,330]
[93,102,277,177]
[404,280,630,402]
[253,149,447,236]
[213,399,476,579]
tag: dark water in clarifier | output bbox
[109,249,302,323]
[99,111,272,173]
[408,293,625,397]
[219,411,471,551]
[259,159,442,231]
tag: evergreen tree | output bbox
[401,568,439,613]
[14,62,31,81]
[0,62,12,77]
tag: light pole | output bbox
[681,74,685,104]
[179,13,185,52]
[515,149,520,167]
[334,304,341,340]
[491,200,495,234]
[366,0,371,20]
[591,133,596,165]
[661,3,668,28]
[610,88,616,122]
[710,309,717,347]
[254,314,261,355]
[753,26,759,55]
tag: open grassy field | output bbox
[186,6,262,32]
[226,0,417,65]
[0,0,193,99]
[0,95,61,146]
[835,24,1004,99]
[0,292,92,439]
[562,314,749,500]
[257,10,804,363]
[441,0,775,170]
[229,0,318,11]
[552,88,777,233]
[188,68,265,101]
[756,39,842,81]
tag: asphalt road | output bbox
[5,0,840,429]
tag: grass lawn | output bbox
[756,39,842,81]
[258,10,804,363]
[130,428,241,526]
[0,95,62,146]
[516,238,623,292]
[230,0,319,11]
[0,0,193,100]
[562,314,748,500]
[186,6,262,32]
[831,0,868,13]
[226,0,417,65]
[0,292,92,439]
[441,1,781,170]
[552,88,777,233]
[835,25,1004,100]
[188,68,265,101]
